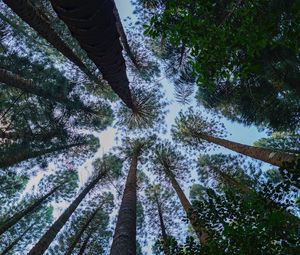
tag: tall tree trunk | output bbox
[0,223,34,255]
[49,0,134,109]
[154,194,170,255]
[0,68,103,116]
[200,133,295,169]
[0,142,85,169]
[2,0,101,85]
[27,171,107,255]
[77,231,93,255]
[109,150,140,255]
[64,207,101,255]
[165,170,208,245]
[0,185,61,236]
[111,0,140,70]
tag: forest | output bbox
[0,0,299,254]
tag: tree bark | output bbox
[0,68,103,116]
[0,185,61,236]
[49,0,134,109]
[166,170,208,245]
[109,150,140,255]
[0,223,34,255]
[154,194,170,255]
[27,171,106,255]
[200,133,295,169]
[77,231,93,255]
[64,207,101,255]
[2,0,101,85]
[0,142,85,169]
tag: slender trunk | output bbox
[200,133,295,169]
[0,68,102,116]
[0,223,34,255]
[154,194,170,255]
[111,0,140,70]
[27,171,106,255]
[0,185,60,236]
[166,170,208,245]
[77,231,93,255]
[2,0,101,84]
[109,151,140,255]
[0,142,85,169]
[50,0,134,109]
[64,207,101,255]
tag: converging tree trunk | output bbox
[109,148,141,255]
[2,0,100,84]
[27,171,106,255]
[165,170,208,245]
[1,223,34,255]
[154,193,170,255]
[50,0,135,109]
[0,142,85,169]
[64,207,101,255]
[0,185,61,236]
[0,68,103,116]
[200,133,295,169]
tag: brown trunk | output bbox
[64,207,101,255]
[0,142,85,169]
[0,185,61,236]
[154,194,170,255]
[109,150,140,255]
[201,133,295,169]
[2,0,101,85]
[0,223,34,255]
[77,231,93,255]
[49,0,134,109]
[0,68,102,116]
[166,170,208,245]
[27,171,106,255]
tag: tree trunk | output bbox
[49,0,134,109]
[0,185,60,236]
[111,0,140,70]
[166,170,208,245]
[0,223,34,255]
[109,151,140,255]
[0,142,85,169]
[2,0,101,85]
[27,171,106,255]
[64,207,101,255]
[154,194,170,255]
[200,133,295,169]
[0,68,103,116]
[77,231,93,255]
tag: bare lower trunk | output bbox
[201,133,295,169]
[109,152,139,255]
[2,0,100,84]
[64,207,101,255]
[27,171,106,255]
[0,185,61,236]
[167,170,208,245]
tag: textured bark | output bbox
[64,207,101,255]
[0,68,102,116]
[200,133,295,168]
[2,0,100,84]
[0,142,84,169]
[0,224,34,255]
[166,170,208,245]
[0,185,60,236]
[154,194,170,255]
[27,171,106,255]
[109,151,140,255]
[50,0,134,109]
[111,0,140,70]
[77,231,93,255]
